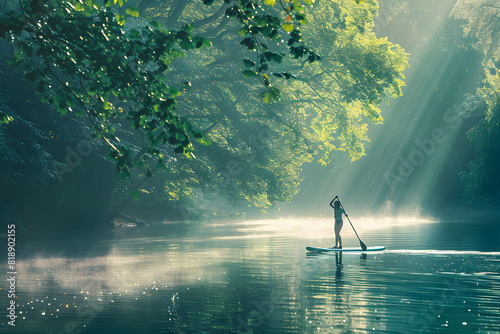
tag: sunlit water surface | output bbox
[3,216,500,333]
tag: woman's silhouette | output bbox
[330,196,347,249]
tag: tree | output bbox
[0,0,408,224]
[452,0,500,208]
[132,0,408,213]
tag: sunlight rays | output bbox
[291,2,482,215]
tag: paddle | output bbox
[336,197,367,251]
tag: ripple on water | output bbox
[8,218,500,333]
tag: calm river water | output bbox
[3,215,500,333]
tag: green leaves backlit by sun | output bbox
[0,0,409,209]
[0,0,212,178]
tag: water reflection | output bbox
[4,217,500,333]
[230,215,437,241]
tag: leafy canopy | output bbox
[0,0,323,177]
[0,0,409,210]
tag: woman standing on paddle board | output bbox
[330,197,346,249]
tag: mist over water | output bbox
[5,217,499,334]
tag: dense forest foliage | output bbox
[452,0,500,209]
[0,0,409,236]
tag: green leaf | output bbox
[0,112,14,124]
[126,7,139,17]
[242,70,258,78]
[116,14,125,26]
[169,49,186,58]
[307,52,321,63]
[271,52,283,63]
[131,190,140,200]
[296,14,307,25]
[202,38,212,48]
[197,136,211,146]
[243,59,256,68]
[183,120,193,132]
[114,0,124,7]
[238,27,247,36]
[240,37,257,51]
[282,23,294,32]
[268,30,279,39]
[169,86,182,98]
[183,24,195,34]
[150,20,161,29]
[264,0,275,6]
[261,87,280,103]
[262,91,273,103]
[292,1,305,13]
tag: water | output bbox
[2,216,500,333]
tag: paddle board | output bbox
[306,246,385,252]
